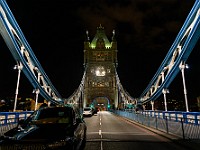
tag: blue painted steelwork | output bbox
[0,0,63,105]
[142,110,200,125]
[0,111,33,126]
[0,0,199,108]
[139,0,200,104]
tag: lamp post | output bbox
[13,63,23,112]
[33,89,40,110]
[151,101,154,111]
[162,88,169,111]
[179,61,189,112]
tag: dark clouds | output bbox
[0,0,199,103]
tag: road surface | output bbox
[83,111,198,150]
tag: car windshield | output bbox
[29,107,73,124]
[84,108,91,111]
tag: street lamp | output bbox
[179,61,189,112]
[151,101,154,111]
[162,88,169,111]
[13,63,23,112]
[33,89,40,110]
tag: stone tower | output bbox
[83,25,118,109]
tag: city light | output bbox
[95,66,106,76]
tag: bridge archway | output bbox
[90,96,111,111]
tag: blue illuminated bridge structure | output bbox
[0,0,200,113]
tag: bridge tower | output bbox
[83,25,118,109]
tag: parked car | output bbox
[83,107,93,117]
[0,105,87,150]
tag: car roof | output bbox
[39,105,73,110]
[38,105,82,116]
[84,107,92,110]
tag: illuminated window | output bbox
[95,66,106,76]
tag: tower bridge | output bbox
[0,0,200,112]
[83,25,118,109]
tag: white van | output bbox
[83,107,93,117]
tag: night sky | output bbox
[0,0,199,105]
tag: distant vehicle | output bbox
[0,106,87,150]
[83,107,93,117]
[92,108,98,115]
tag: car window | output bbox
[84,108,91,111]
[37,107,71,120]
[17,107,76,127]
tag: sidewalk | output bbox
[118,114,200,150]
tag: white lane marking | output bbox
[99,129,102,135]
[99,111,103,150]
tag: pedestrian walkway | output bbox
[117,113,200,150]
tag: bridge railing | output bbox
[1,110,200,139]
[112,110,200,140]
[0,111,33,136]
[142,110,200,125]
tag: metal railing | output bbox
[0,111,33,136]
[1,110,200,140]
[112,110,200,140]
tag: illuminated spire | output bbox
[85,30,90,41]
[98,24,104,30]
[112,30,116,41]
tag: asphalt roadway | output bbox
[83,111,200,150]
